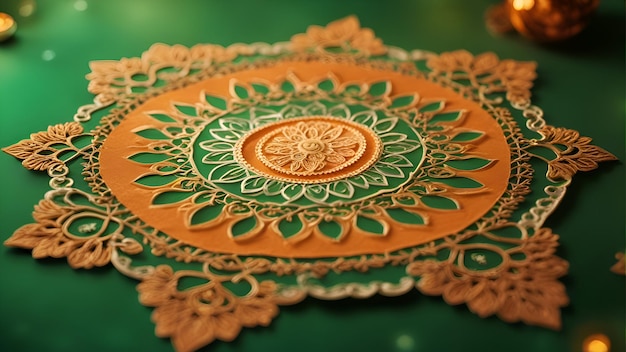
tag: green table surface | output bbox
[1,1,624,351]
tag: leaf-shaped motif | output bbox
[218,118,251,132]
[134,174,179,187]
[117,238,144,255]
[274,214,306,240]
[66,237,112,269]
[202,151,234,164]
[316,219,344,241]
[252,114,283,128]
[280,80,295,93]
[128,152,171,164]
[429,110,466,124]
[342,83,365,96]
[231,82,250,99]
[204,93,228,110]
[30,122,84,144]
[208,163,248,183]
[4,223,54,250]
[146,112,177,123]
[465,282,501,317]
[389,93,419,109]
[368,80,391,97]
[418,100,445,113]
[165,126,193,136]
[248,107,277,119]
[392,194,418,206]
[349,110,377,127]
[386,208,426,225]
[445,158,494,171]
[209,129,243,142]
[380,133,408,144]
[526,145,558,161]
[264,180,285,196]
[383,140,422,154]
[240,176,267,194]
[347,175,369,189]
[236,279,282,324]
[37,193,76,217]
[432,176,484,189]
[152,190,194,206]
[355,215,387,236]
[328,181,355,198]
[199,140,234,152]
[133,128,170,140]
[328,104,350,118]
[3,141,42,161]
[304,184,329,203]
[230,216,261,240]
[192,192,215,205]
[443,280,472,305]
[373,117,398,134]
[4,148,63,171]
[174,103,198,117]
[374,164,404,178]
[304,101,327,116]
[317,78,336,92]
[245,81,268,94]
[280,105,305,118]
[281,184,305,201]
[450,131,485,143]
[362,170,388,186]
[189,203,225,226]
[537,126,617,181]
[379,154,413,167]
[420,195,460,210]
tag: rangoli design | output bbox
[3,16,617,352]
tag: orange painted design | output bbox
[99,61,511,257]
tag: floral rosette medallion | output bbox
[3,17,617,352]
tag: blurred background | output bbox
[0,1,623,351]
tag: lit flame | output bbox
[583,334,611,352]
[512,0,535,11]
[0,13,15,34]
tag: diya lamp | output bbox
[487,0,600,42]
[0,12,17,42]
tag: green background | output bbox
[0,1,623,351]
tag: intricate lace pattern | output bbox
[260,120,363,175]
[3,16,617,351]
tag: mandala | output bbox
[3,16,617,352]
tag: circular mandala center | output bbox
[234,116,380,184]
[299,139,325,153]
